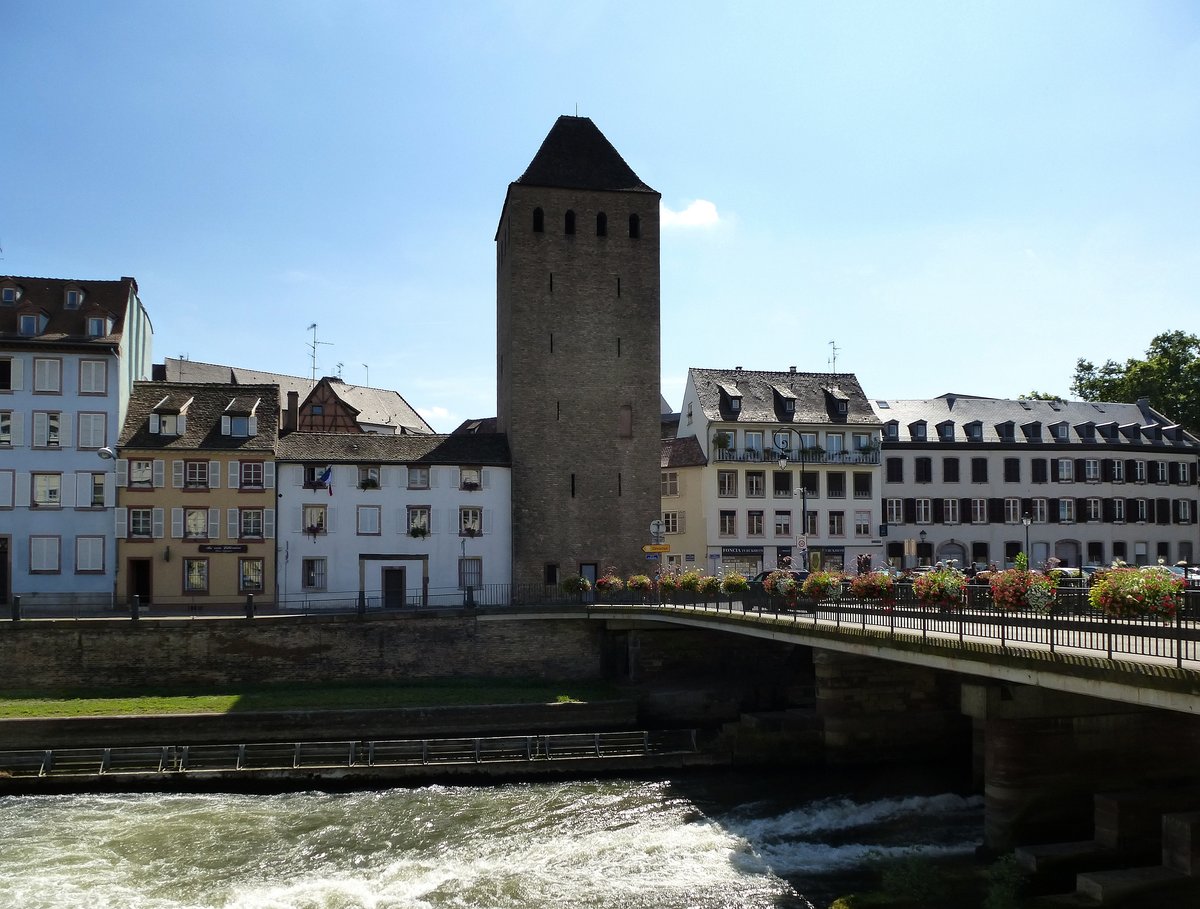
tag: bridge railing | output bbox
[642,587,1200,669]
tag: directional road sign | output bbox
[642,544,670,553]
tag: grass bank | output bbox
[0,679,628,719]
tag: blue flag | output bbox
[319,466,333,496]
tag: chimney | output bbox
[285,391,299,432]
[789,366,797,373]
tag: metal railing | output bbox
[642,584,1200,669]
[0,729,700,779]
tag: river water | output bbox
[0,770,983,908]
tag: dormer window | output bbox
[65,289,83,309]
[836,401,848,415]
[19,314,39,336]
[150,413,184,436]
[884,421,899,441]
[730,396,741,412]
[1022,421,1043,442]
[1,287,16,304]
[937,422,955,442]
[87,317,108,337]
[229,415,251,437]
[1077,423,1096,441]
[996,421,1015,443]
[784,399,795,413]
[966,422,983,441]
[1052,422,1069,440]
[910,422,927,441]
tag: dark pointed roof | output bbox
[516,116,656,194]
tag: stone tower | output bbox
[496,116,661,589]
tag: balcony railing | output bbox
[716,448,880,465]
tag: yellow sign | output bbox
[642,544,670,553]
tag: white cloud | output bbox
[661,199,720,228]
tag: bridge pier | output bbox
[813,651,969,765]
[963,682,1200,852]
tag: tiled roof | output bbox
[160,358,432,434]
[120,382,279,452]
[0,275,138,346]
[276,432,511,466]
[689,368,880,426]
[516,116,656,194]
[871,394,1200,447]
[662,436,707,469]
[451,417,499,435]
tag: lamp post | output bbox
[779,454,809,571]
[919,529,927,567]
[1022,513,1032,569]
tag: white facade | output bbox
[874,395,1200,569]
[1,277,153,607]
[276,459,511,608]
[674,368,885,576]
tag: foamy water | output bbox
[0,776,982,908]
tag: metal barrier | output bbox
[0,729,700,779]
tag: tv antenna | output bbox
[362,363,369,387]
[336,361,344,379]
[306,323,333,384]
[829,340,840,374]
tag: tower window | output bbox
[565,210,575,234]
[596,212,607,237]
[533,207,544,233]
[629,213,640,238]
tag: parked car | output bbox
[748,569,809,596]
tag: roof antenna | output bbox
[829,340,840,374]
[362,363,369,387]
[306,323,333,385]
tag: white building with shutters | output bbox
[114,382,279,606]
[0,276,153,609]
[274,431,511,607]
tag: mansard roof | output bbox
[0,275,139,347]
[120,382,279,452]
[515,116,656,194]
[688,368,879,426]
[872,394,1200,448]
[276,432,510,466]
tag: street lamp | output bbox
[1022,513,1032,569]
[779,454,809,571]
[919,529,927,567]
[97,447,119,608]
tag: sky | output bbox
[4,1,1199,431]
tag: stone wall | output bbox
[0,613,609,690]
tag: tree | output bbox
[1071,331,1200,434]
[1019,391,1063,401]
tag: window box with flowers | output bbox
[913,568,966,611]
[1088,567,1184,619]
[720,572,749,596]
[626,574,653,602]
[849,572,895,605]
[561,574,592,603]
[801,570,842,603]
[595,572,624,601]
[989,569,1056,613]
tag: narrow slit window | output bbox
[596,212,607,236]
[571,473,576,498]
[565,210,575,234]
[533,207,544,232]
[629,213,640,238]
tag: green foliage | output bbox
[1014,551,1028,571]
[1071,330,1200,433]
[1019,390,1063,401]
[913,569,965,609]
[849,572,894,602]
[983,854,1026,909]
[720,571,749,594]
[698,575,722,595]
[801,570,842,601]
[870,851,952,905]
[626,574,653,592]
[561,575,592,595]
[989,569,1056,611]
[1088,567,1185,618]
[677,570,702,592]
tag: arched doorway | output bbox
[936,542,967,569]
